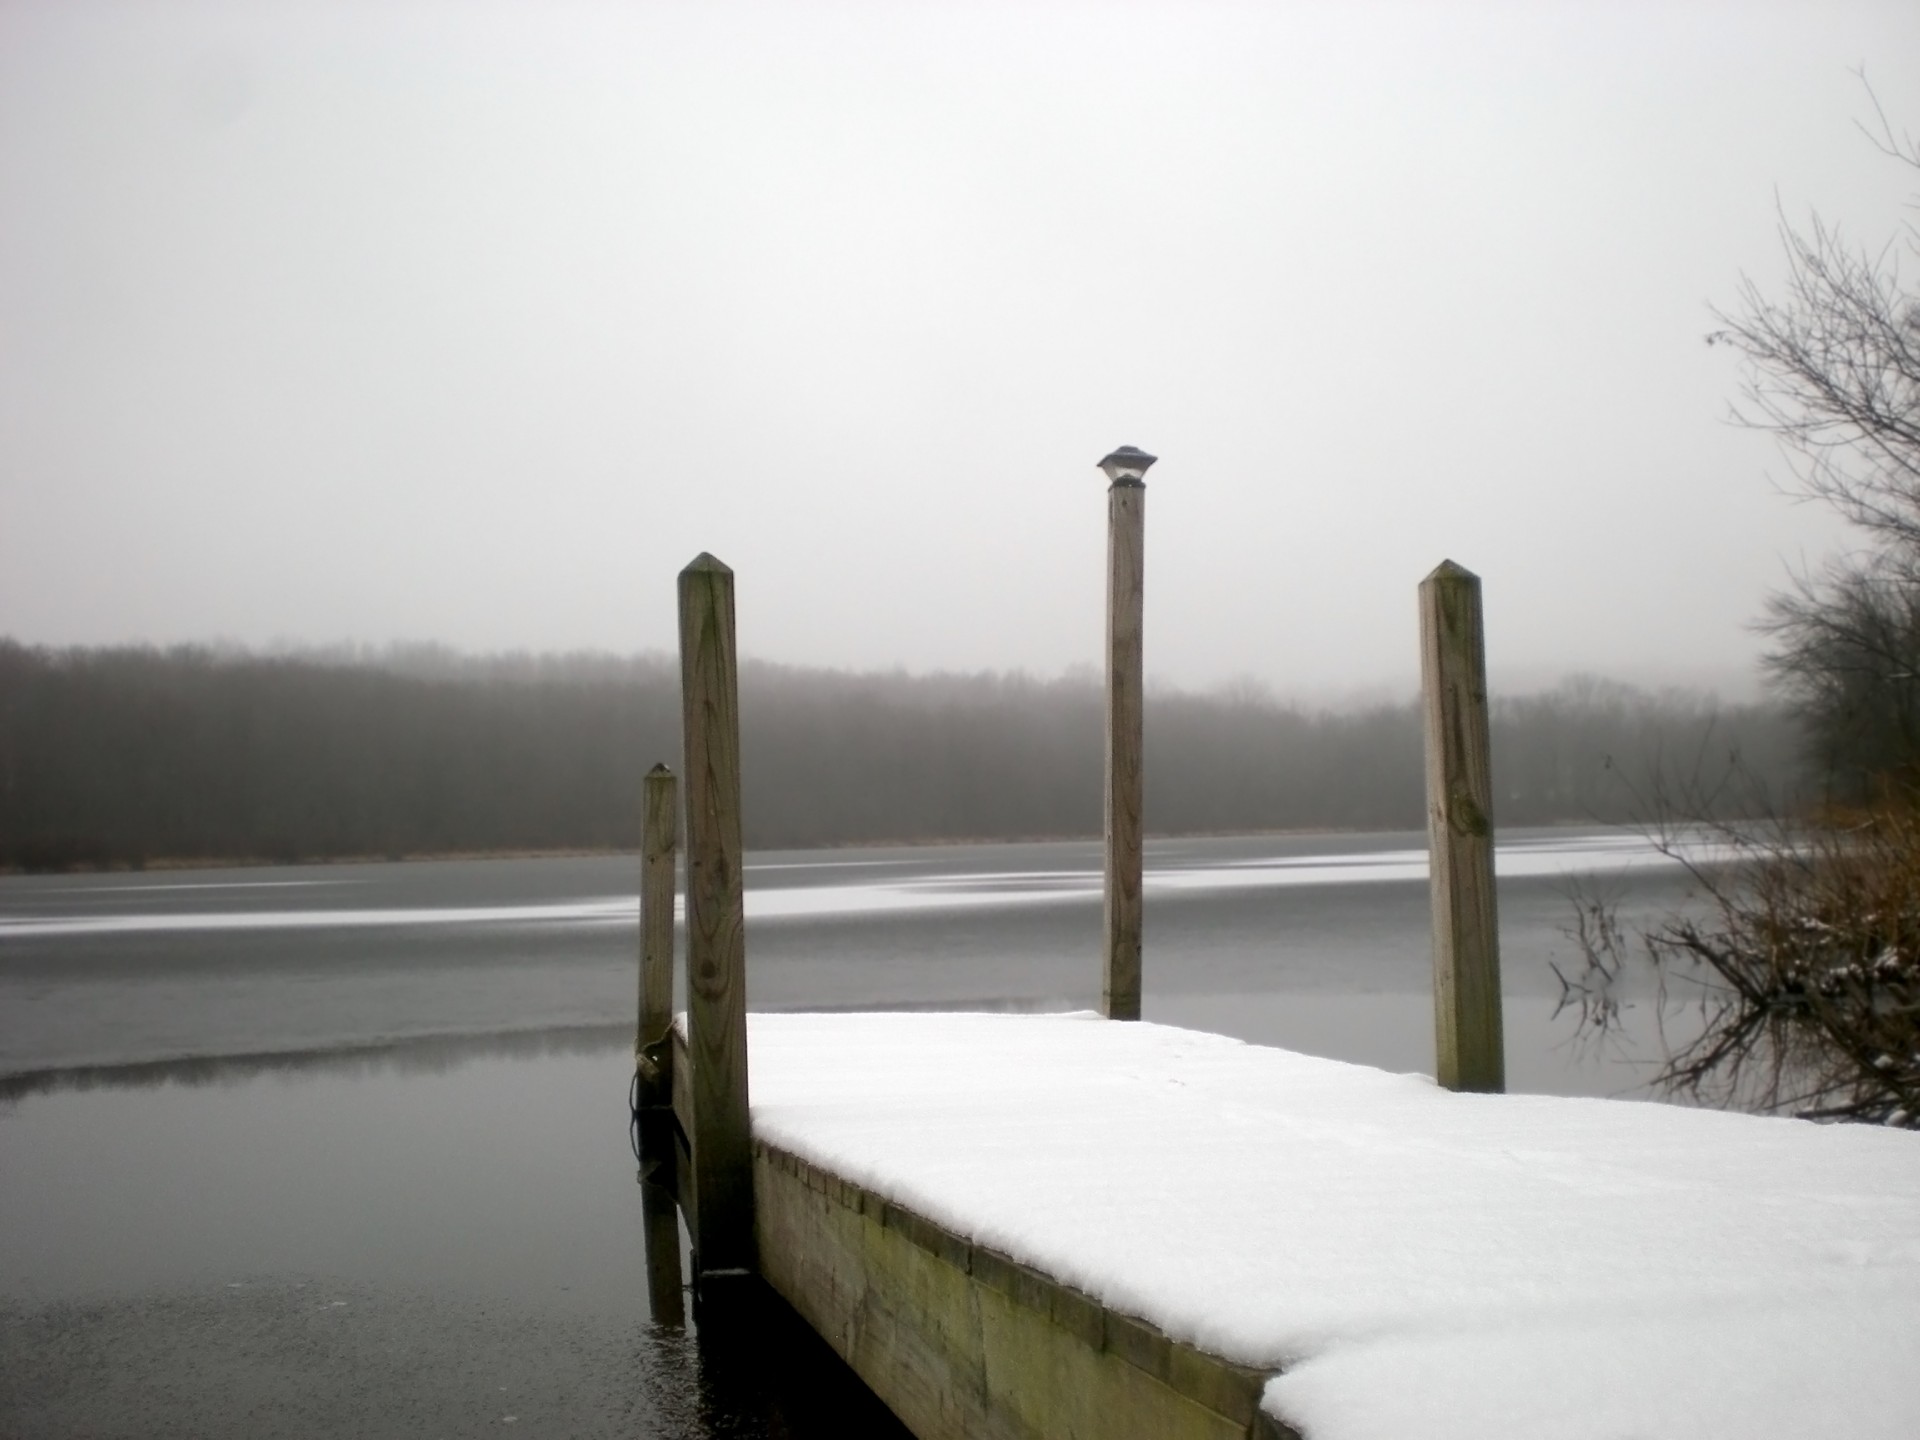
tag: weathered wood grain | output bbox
[670,1023,695,1232]
[639,1171,686,1327]
[754,1139,1296,1440]
[678,553,755,1275]
[636,763,678,1111]
[1418,560,1505,1093]
[1105,481,1146,1021]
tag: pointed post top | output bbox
[681,552,733,577]
[646,761,673,776]
[1097,446,1157,486]
[1424,558,1479,585]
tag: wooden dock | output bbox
[675,1021,1290,1436]
[669,1020,1291,1440]
[622,526,1508,1439]
[641,1011,1920,1440]
[626,523,1920,1439]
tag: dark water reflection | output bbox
[0,1022,632,1103]
[0,1041,910,1438]
[2,1275,906,1439]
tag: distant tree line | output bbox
[0,640,1802,870]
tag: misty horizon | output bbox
[5,2,1917,696]
[5,7,1915,1435]
[0,632,1776,712]
[1,636,1799,871]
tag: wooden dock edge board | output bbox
[752,1137,1299,1440]
[669,1024,695,1236]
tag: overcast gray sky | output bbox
[2,1,1915,700]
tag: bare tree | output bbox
[1710,80,1920,790]
[1560,87,1920,1126]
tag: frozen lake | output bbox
[0,828,1708,1437]
[0,827,1698,1087]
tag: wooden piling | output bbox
[639,1172,686,1327]
[1418,560,1505,1093]
[1104,478,1146,1021]
[678,553,755,1276]
[636,763,678,1111]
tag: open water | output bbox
[0,828,1706,1437]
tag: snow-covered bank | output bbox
[744,1013,1920,1440]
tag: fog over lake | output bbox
[6,1,1913,1433]
[5,2,1916,698]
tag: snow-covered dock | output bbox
[643,554,1919,1437]
[665,1011,1920,1440]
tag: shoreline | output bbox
[0,819,1630,879]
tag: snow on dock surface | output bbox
[745,1012,1920,1440]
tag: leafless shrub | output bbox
[1563,806,1920,1126]
[1582,82,1920,1127]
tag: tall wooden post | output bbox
[636,763,678,1111]
[1100,446,1154,1021]
[678,553,754,1276]
[1419,559,1505,1093]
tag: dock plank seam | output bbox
[753,1138,1297,1438]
